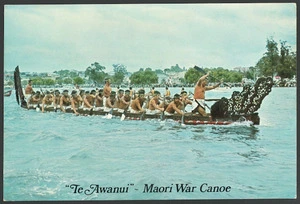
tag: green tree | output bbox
[130,69,158,86]
[255,37,296,79]
[55,77,64,85]
[112,64,127,85]
[32,77,44,86]
[184,68,202,84]
[85,62,106,84]
[69,71,78,78]
[277,41,296,78]
[245,66,256,80]
[185,67,243,84]
[44,78,55,86]
[54,70,70,77]
[258,37,279,77]
[63,77,73,84]
[73,76,85,85]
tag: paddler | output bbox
[27,91,42,109]
[53,90,61,110]
[179,91,192,110]
[85,90,96,108]
[192,72,222,116]
[146,90,164,114]
[71,90,83,115]
[60,90,72,112]
[115,89,125,111]
[117,89,131,113]
[94,89,104,110]
[104,91,116,112]
[165,94,184,116]
[130,89,146,113]
[41,91,54,113]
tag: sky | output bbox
[4,3,297,73]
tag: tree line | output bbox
[256,37,296,79]
[24,37,295,87]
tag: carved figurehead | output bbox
[210,77,273,120]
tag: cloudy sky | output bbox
[4,3,296,73]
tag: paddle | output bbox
[40,88,45,96]
[140,95,149,120]
[108,108,113,116]
[160,95,166,120]
[89,107,94,116]
[36,103,41,112]
[181,101,185,125]
[140,111,145,120]
[120,106,129,121]
[194,66,230,87]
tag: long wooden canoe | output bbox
[25,105,260,125]
[14,65,268,125]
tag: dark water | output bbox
[3,87,296,200]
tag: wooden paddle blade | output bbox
[120,114,125,121]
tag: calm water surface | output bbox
[3,87,297,201]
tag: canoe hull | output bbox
[25,106,260,125]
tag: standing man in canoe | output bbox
[25,79,34,99]
[103,78,111,107]
[192,72,222,116]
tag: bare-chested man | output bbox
[27,91,42,109]
[103,78,111,105]
[53,90,61,110]
[117,89,131,112]
[60,90,72,112]
[192,72,221,116]
[130,89,146,113]
[147,91,164,114]
[104,91,116,112]
[165,94,184,116]
[82,90,94,109]
[95,89,104,110]
[25,80,34,99]
[71,90,83,115]
[41,91,54,112]
[165,87,171,97]
[179,91,192,110]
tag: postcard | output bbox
[3,2,297,203]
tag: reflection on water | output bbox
[190,125,259,142]
[210,126,259,139]
[237,149,268,162]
